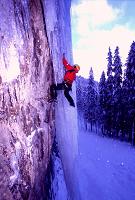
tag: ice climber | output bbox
[50,53,80,107]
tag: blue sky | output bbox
[71,0,135,81]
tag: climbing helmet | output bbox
[74,64,80,71]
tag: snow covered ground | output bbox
[77,127,135,200]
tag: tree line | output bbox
[76,41,135,145]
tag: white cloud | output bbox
[71,0,135,81]
[71,0,123,32]
[73,25,135,81]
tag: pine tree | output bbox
[107,47,113,76]
[99,71,106,134]
[76,76,83,111]
[124,41,135,143]
[99,71,106,109]
[121,71,129,140]
[105,47,114,136]
[76,76,88,127]
[86,67,97,131]
[113,46,122,89]
[113,46,123,137]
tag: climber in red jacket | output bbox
[50,53,80,107]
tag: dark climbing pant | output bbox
[50,82,75,107]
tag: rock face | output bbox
[0,0,55,199]
[0,0,79,199]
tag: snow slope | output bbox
[77,127,135,200]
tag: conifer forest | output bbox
[76,41,135,145]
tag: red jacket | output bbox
[63,57,78,85]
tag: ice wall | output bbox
[43,0,79,199]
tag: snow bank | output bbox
[78,128,135,200]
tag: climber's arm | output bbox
[62,54,73,70]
